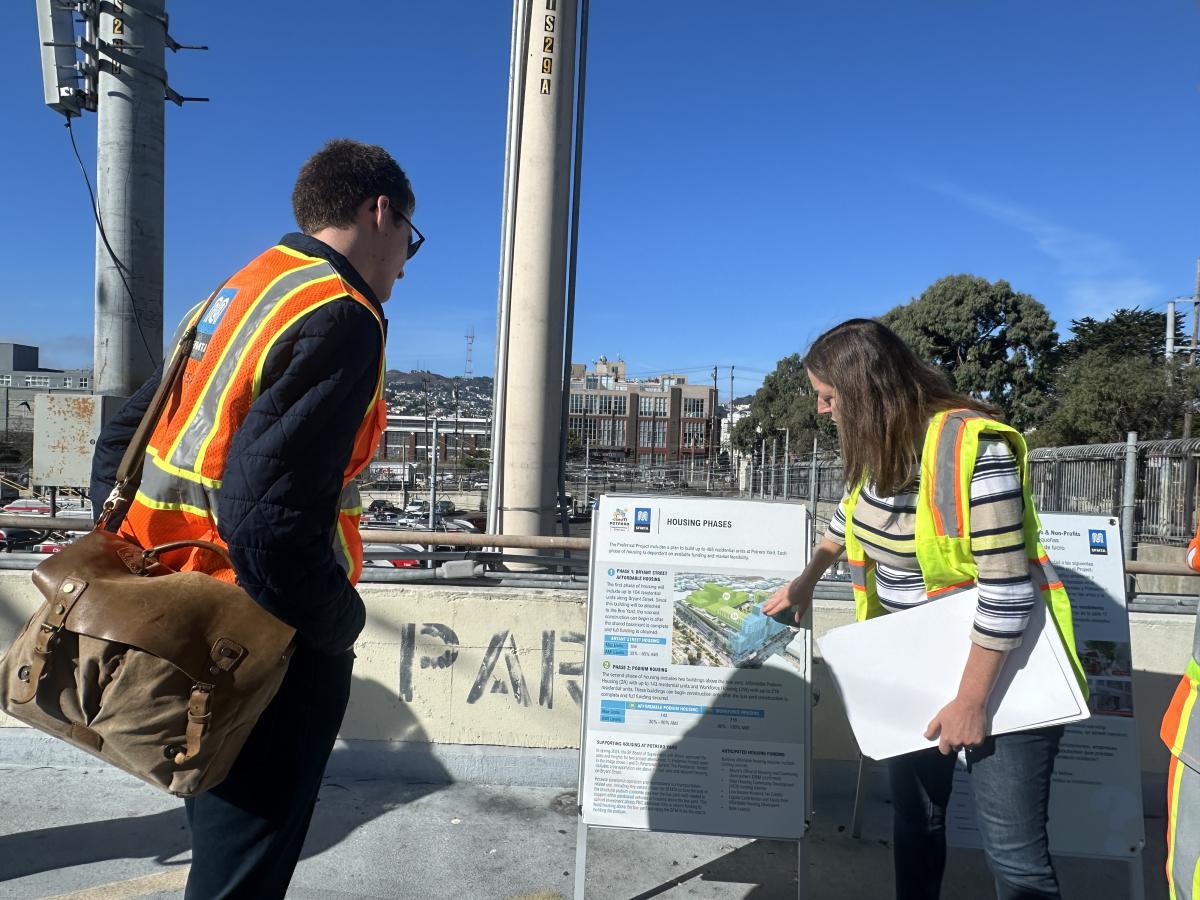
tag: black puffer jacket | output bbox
[90,234,385,655]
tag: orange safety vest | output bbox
[118,243,387,585]
[1161,529,1200,895]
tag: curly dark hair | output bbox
[291,139,415,234]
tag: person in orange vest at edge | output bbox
[1163,525,1200,899]
[89,139,422,899]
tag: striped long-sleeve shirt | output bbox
[825,435,1035,651]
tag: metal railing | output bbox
[1028,438,1200,546]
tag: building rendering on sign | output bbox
[0,343,93,435]
[672,573,794,667]
[567,356,720,468]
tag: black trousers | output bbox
[183,643,354,900]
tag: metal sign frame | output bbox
[572,494,814,898]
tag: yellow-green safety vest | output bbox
[840,409,1088,695]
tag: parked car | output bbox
[0,528,49,552]
[2,498,52,516]
[360,543,424,569]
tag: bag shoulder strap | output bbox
[98,280,230,530]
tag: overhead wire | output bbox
[64,117,156,371]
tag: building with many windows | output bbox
[375,414,490,467]
[567,356,719,469]
[0,344,92,434]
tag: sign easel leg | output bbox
[796,837,808,899]
[574,819,589,899]
[850,753,868,839]
[1128,849,1145,900]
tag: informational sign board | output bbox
[947,513,1146,859]
[577,495,812,840]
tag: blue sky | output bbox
[2,2,1197,403]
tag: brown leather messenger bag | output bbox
[0,285,296,797]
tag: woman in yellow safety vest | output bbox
[763,318,1085,900]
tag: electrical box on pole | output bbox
[31,0,208,400]
[35,0,83,116]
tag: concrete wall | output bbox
[0,571,1193,781]
[1134,542,1200,597]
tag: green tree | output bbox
[460,447,490,473]
[1032,352,1198,446]
[566,429,583,460]
[881,275,1058,430]
[731,354,837,454]
[1059,307,1181,363]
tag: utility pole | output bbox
[35,2,208,398]
[93,0,167,397]
[1184,259,1200,439]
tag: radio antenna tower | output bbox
[464,328,475,379]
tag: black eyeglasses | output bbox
[393,208,425,260]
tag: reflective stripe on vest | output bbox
[166,259,334,480]
[119,244,386,582]
[841,410,1088,694]
[1163,658,1200,769]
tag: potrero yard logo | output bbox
[610,508,630,531]
[634,507,652,532]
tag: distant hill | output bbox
[384,370,492,391]
[383,370,493,417]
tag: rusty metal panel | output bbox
[31,394,124,487]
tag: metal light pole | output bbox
[759,439,767,499]
[1121,431,1138,560]
[429,417,440,531]
[770,437,778,500]
[777,427,790,499]
[583,431,590,509]
[808,435,819,519]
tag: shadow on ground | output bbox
[0,674,449,883]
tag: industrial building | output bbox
[0,343,92,436]
[567,356,720,469]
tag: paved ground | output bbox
[0,759,1169,899]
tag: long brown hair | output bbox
[805,319,998,495]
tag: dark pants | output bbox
[183,644,354,900]
[887,725,1064,900]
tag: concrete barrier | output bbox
[0,570,1192,787]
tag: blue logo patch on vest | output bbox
[191,288,237,360]
[1088,529,1108,555]
[634,507,652,532]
